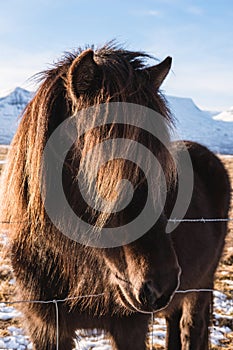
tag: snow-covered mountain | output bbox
[0,87,33,144]
[167,96,233,154]
[0,87,232,154]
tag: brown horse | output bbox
[0,43,230,350]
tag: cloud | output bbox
[130,9,161,17]
[186,6,203,16]
[142,10,161,16]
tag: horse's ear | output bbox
[146,56,172,89]
[67,49,98,98]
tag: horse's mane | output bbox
[0,43,176,242]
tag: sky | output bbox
[0,0,232,110]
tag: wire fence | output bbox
[0,217,232,349]
[0,287,232,350]
[0,294,105,350]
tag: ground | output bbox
[0,148,232,349]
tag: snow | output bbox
[149,319,166,347]
[74,332,111,350]
[0,326,32,349]
[0,88,232,154]
[213,106,233,122]
[213,290,233,318]
[0,304,21,321]
[210,326,232,345]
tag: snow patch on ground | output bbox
[0,304,21,321]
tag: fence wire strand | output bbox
[0,218,233,225]
[168,217,233,223]
[53,300,59,350]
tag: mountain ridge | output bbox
[0,87,232,154]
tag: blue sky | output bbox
[0,0,232,110]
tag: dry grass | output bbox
[217,157,233,296]
[0,146,9,162]
[211,156,233,349]
[0,148,232,348]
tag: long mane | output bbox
[0,43,176,243]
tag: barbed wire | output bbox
[168,217,233,223]
[0,217,233,225]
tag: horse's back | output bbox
[183,141,231,218]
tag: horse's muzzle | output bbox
[138,269,180,311]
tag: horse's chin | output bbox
[117,285,170,314]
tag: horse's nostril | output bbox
[138,277,178,309]
[138,280,158,306]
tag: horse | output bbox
[0,43,230,350]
